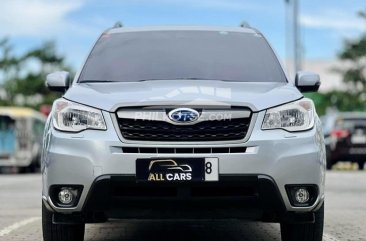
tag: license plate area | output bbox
[349,148,366,155]
[351,135,366,144]
[136,158,218,182]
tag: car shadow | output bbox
[85,220,282,241]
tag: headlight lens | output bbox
[261,98,315,132]
[53,99,106,132]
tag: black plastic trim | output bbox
[80,174,287,220]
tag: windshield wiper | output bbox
[79,80,114,83]
[180,78,241,82]
[137,78,224,82]
[135,79,170,82]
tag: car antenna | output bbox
[239,21,251,28]
[113,21,123,28]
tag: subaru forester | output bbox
[42,25,325,241]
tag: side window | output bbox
[0,116,15,131]
[0,116,16,153]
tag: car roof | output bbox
[106,25,259,35]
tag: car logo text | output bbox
[168,108,200,123]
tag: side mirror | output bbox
[46,71,70,92]
[295,71,321,93]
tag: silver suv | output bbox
[42,25,326,241]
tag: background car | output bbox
[0,107,46,173]
[322,112,366,170]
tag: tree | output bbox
[0,38,21,105]
[306,91,366,116]
[306,10,366,116]
[0,39,72,109]
[335,10,366,104]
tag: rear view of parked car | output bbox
[0,107,45,173]
[323,112,366,170]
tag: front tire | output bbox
[325,147,333,170]
[326,158,333,170]
[42,202,85,241]
[280,203,324,241]
[358,161,365,170]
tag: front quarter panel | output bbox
[315,115,326,199]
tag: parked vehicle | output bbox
[322,112,366,170]
[0,107,45,173]
[42,25,325,241]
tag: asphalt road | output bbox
[0,171,365,241]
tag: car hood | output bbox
[64,80,302,112]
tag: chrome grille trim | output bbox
[116,109,251,125]
[115,106,252,142]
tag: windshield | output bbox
[79,30,287,83]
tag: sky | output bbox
[0,0,365,70]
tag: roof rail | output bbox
[113,21,123,28]
[239,21,251,28]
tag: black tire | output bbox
[26,155,41,173]
[280,203,324,241]
[325,147,333,170]
[28,161,40,173]
[17,166,33,174]
[358,161,365,170]
[42,202,85,241]
[326,158,333,170]
[17,166,28,174]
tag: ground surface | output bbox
[0,171,365,241]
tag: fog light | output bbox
[58,188,74,205]
[295,188,310,203]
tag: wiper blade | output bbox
[137,78,224,81]
[135,79,169,82]
[79,80,114,83]
[180,78,241,82]
[173,78,235,81]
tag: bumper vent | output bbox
[122,146,247,154]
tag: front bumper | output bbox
[42,111,326,216]
[50,175,285,220]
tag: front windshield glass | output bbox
[79,30,287,83]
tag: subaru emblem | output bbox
[168,108,200,124]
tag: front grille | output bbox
[117,118,251,141]
[122,146,246,154]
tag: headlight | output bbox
[52,99,106,132]
[261,98,315,132]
